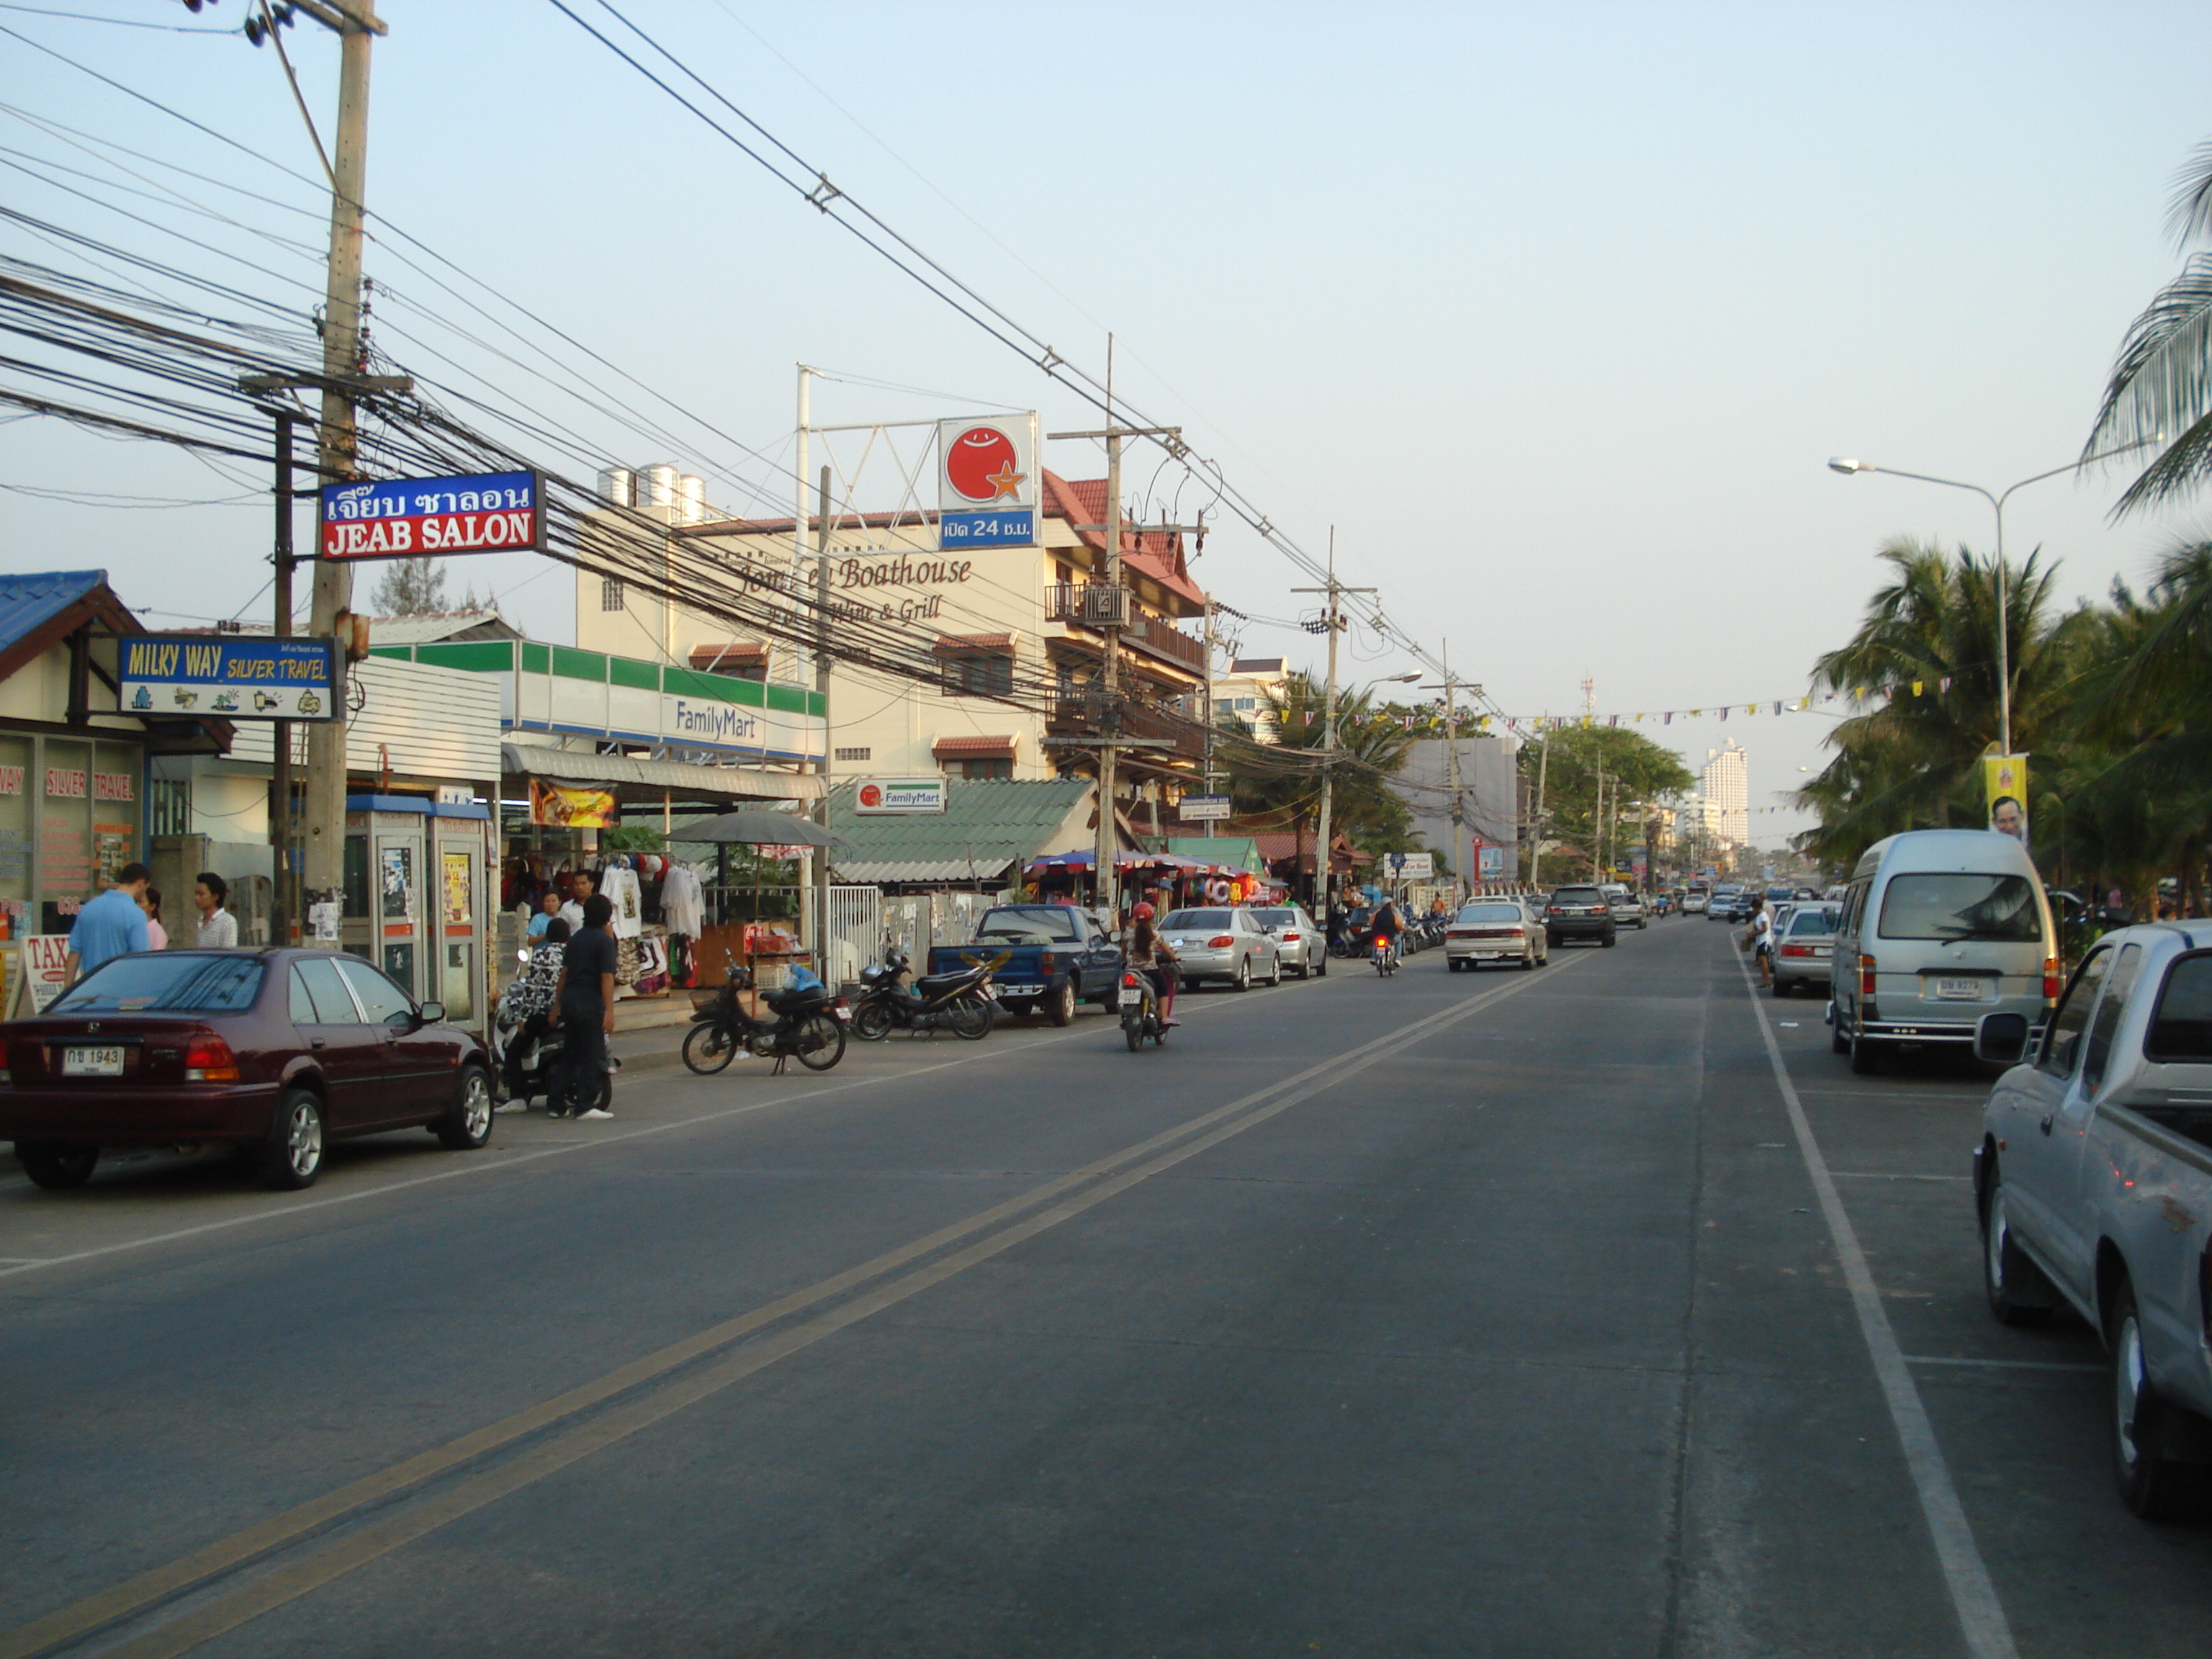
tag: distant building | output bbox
[1699,740,1748,848]
[1389,735,1521,887]
[1213,657,1287,744]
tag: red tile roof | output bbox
[1040,470,1207,611]
[688,642,768,670]
[930,633,1016,656]
[931,734,1017,757]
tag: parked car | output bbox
[1770,903,1840,996]
[1972,925,2212,1518]
[1159,907,1280,991]
[1709,888,1748,922]
[1,949,493,1191]
[1829,829,2058,1075]
[1606,888,1647,930]
[1251,904,1323,979]
[1545,884,1617,948]
[1682,889,1709,915]
[927,904,1122,1025]
[1446,899,1548,971]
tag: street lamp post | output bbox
[1827,438,2159,757]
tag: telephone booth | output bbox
[342,794,493,1033]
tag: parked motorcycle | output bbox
[492,948,611,1112]
[682,953,850,1076]
[1117,968,1166,1051]
[850,945,999,1042]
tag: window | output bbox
[292,957,359,1024]
[1876,873,2041,943]
[943,757,1012,781]
[1161,909,1232,930]
[1786,910,1838,937]
[2040,948,2111,1079]
[336,956,415,1025]
[833,747,872,763]
[51,954,264,1015]
[600,577,626,612]
[2146,953,2212,1061]
[2082,944,2144,1094]
[150,777,191,837]
[942,652,1013,698]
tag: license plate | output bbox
[1118,988,1143,1007]
[982,984,999,999]
[1936,976,1984,1000]
[61,1045,125,1077]
[832,1006,852,1022]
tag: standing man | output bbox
[556,868,595,937]
[63,862,151,983]
[549,892,618,1122]
[193,872,238,949]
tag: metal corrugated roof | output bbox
[502,742,818,801]
[825,776,1094,877]
[0,569,106,659]
[836,858,1015,884]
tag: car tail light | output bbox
[1781,943,1812,958]
[1280,931,1299,942]
[1859,954,1877,997]
[1447,929,1473,940]
[1208,935,1234,948]
[2043,956,2061,1002]
[183,1030,239,1083]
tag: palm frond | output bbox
[2167,137,2212,251]
[2086,254,2212,511]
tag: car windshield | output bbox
[976,908,1080,943]
[48,952,264,1015]
[1253,909,1299,927]
[1877,873,2041,943]
[1786,910,1838,937]
[1458,904,1521,922]
[1162,909,1231,930]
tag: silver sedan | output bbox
[1250,904,1323,979]
[1446,899,1549,971]
[1159,907,1281,991]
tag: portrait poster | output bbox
[1982,754,2029,850]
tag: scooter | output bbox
[850,945,999,1042]
[491,948,611,1113]
[1118,968,1167,1051]
[682,953,850,1076]
[1372,935,1400,976]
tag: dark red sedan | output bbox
[2,949,493,1191]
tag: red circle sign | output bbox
[945,425,1021,503]
[858,783,884,809]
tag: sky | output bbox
[4,0,2211,842]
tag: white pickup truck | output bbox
[1973,922,2212,1519]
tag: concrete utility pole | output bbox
[792,364,812,688]
[300,10,380,937]
[271,412,295,945]
[1201,595,1216,840]
[1421,642,1475,902]
[1293,536,1375,912]
[1530,730,1550,890]
[813,464,832,979]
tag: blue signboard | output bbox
[939,508,1035,549]
[319,469,541,560]
[119,634,338,721]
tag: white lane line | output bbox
[1830,1173,1973,1183]
[1904,1356,2103,1375]
[1732,950,2018,1659]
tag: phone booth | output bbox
[343,794,492,1033]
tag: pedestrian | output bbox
[527,889,559,942]
[556,868,595,935]
[193,872,238,949]
[138,885,168,950]
[1747,896,1774,987]
[549,892,617,1121]
[63,861,151,983]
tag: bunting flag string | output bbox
[1269,679,1959,739]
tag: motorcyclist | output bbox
[495,917,568,1108]
[1126,902,1179,1028]
[1370,894,1403,968]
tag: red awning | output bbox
[931,734,1017,757]
[931,632,1015,656]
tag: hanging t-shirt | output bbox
[661,863,706,938]
[601,866,644,940]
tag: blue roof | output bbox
[0,570,109,658]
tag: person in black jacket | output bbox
[549,894,618,1120]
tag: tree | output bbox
[1516,725,1694,880]
[2086,137,2212,514]
[1222,670,1419,862]
[369,557,479,616]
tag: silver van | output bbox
[1828,829,2056,1074]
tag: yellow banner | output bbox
[529,779,618,830]
[1982,754,2028,848]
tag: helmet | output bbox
[1132,902,1155,920]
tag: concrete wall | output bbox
[1390,736,1521,884]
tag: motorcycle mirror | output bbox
[517,948,533,964]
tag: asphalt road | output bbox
[4,920,2210,1658]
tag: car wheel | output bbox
[1315,958,1327,978]
[1295,960,1310,979]
[260,1087,326,1191]
[436,1064,494,1151]
[1848,1020,1880,1075]
[1447,958,1462,973]
[685,1019,742,1069]
[1265,954,1282,986]
[1602,930,1617,948]
[1546,930,1560,949]
[17,1141,98,1190]
[1049,978,1078,1027]
[2110,1280,2211,1520]
[1979,1170,2051,1327]
[1521,945,1535,971]
[1233,957,1251,992]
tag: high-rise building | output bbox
[1701,740,1748,848]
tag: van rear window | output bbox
[1876,874,2041,943]
[2146,954,2212,1062]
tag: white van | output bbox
[1828,829,2056,1074]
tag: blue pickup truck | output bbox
[926,904,1123,1026]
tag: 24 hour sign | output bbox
[318,470,543,560]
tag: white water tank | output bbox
[637,464,679,511]
[597,467,635,507]
[678,475,707,524]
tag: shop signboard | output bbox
[14,934,71,1015]
[937,414,1038,550]
[529,780,619,829]
[1479,845,1506,880]
[1179,794,1232,822]
[119,634,337,721]
[1387,852,1435,881]
[318,469,543,560]
[853,778,946,815]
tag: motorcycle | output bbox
[681,953,850,1076]
[492,948,611,1113]
[1117,968,1167,1051]
[1371,934,1400,976]
[850,945,999,1042]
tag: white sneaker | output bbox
[577,1107,615,1121]
[493,1101,526,1115]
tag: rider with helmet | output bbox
[1370,894,1403,969]
[1127,902,1180,1028]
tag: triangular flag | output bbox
[1912,680,1924,696]
[1939,676,1952,693]
[1608,714,1619,727]
[1797,696,1810,711]
[1663,712,1673,725]
[1718,706,1728,720]
[1773,701,1783,716]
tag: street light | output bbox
[1825,438,2160,756]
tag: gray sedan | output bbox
[1159,907,1281,991]
[1447,899,1549,971]
[1251,904,1323,979]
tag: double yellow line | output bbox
[6,953,1583,1659]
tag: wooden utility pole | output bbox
[1292,537,1374,912]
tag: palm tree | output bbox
[2085,138,2212,513]
[1222,670,1417,860]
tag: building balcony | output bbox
[1048,685,1206,765]
[1046,585,1204,677]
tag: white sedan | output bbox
[1444,900,1548,971]
[1159,907,1282,991]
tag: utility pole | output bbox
[791,364,811,688]
[1046,339,1182,921]
[1420,641,1475,903]
[1201,595,1216,840]
[271,412,295,946]
[1530,729,1550,890]
[813,464,832,980]
[1293,536,1375,913]
[299,8,383,941]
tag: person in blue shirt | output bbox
[526,890,559,941]
[64,862,152,983]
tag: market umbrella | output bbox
[678,809,855,852]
